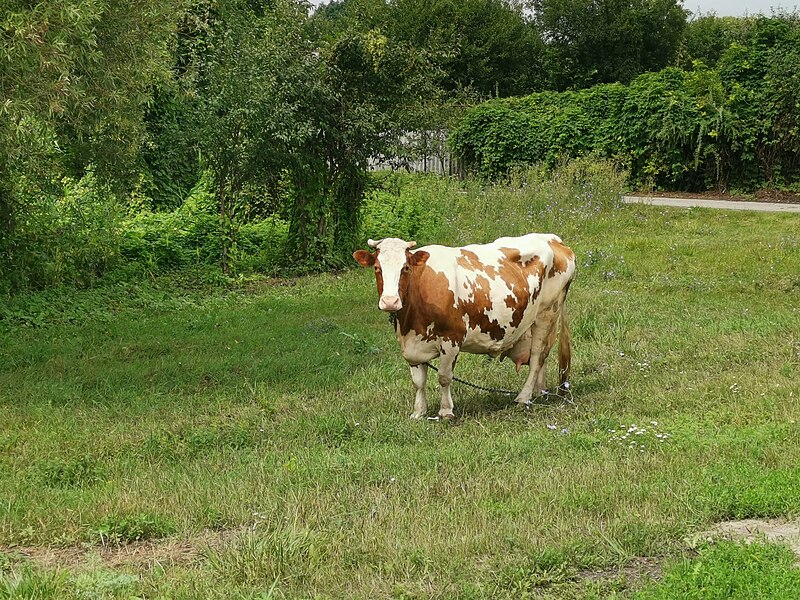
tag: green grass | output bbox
[1,164,800,598]
[635,542,800,599]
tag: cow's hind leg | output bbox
[516,303,560,405]
[535,314,559,392]
[437,345,460,419]
[410,363,428,419]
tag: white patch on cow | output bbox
[398,330,439,366]
[373,238,416,310]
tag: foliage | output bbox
[677,13,754,68]
[120,172,289,275]
[451,16,800,192]
[0,172,124,293]
[530,0,688,90]
[140,86,202,211]
[314,0,545,97]
[389,0,546,97]
[0,0,183,288]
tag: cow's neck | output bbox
[393,268,426,339]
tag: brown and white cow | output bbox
[353,234,576,419]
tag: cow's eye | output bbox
[402,265,411,273]
[374,266,381,272]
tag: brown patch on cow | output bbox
[373,256,385,297]
[498,248,545,328]
[396,264,466,345]
[457,250,498,278]
[458,273,509,341]
[548,239,575,278]
[455,249,545,340]
[353,249,375,267]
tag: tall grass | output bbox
[1,160,799,598]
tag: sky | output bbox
[685,0,797,16]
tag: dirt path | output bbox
[623,195,800,213]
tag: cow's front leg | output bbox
[437,346,460,419]
[409,363,428,419]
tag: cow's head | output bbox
[353,238,430,312]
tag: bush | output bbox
[119,172,289,276]
[450,16,800,193]
[357,158,627,249]
[2,172,124,292]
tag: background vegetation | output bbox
[1,165,799,597]
[451,16,800,190]
[3,1,800,293]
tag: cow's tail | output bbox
[558,286,572,390]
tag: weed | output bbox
[70,568,139,600]
[92,513,176,546]
[0,565,66,599]
[31,457,105,488]
[204,527,326,587]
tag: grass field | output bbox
[1,166,800,598]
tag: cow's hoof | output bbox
[515,399,533,409]
[439,412,455,421]
[410,412,425,420]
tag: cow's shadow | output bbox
[450,387,574,420]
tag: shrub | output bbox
[450,16,800,193]
[92,512,176,545]
[3,172,124,292]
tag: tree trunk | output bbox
[331,162,366,259]
[0,166,16,288]
[218,166,230,277]
[288,166,328,268]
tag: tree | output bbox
[193,0,442,272]
[0,0,182,287]
[191,0,318,274]
[388,0,545,96]
[677,13,753,68]
[531,0,688,90]
[313,0,545,97]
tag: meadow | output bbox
[1,164,800,598]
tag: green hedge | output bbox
[450,17,800,192]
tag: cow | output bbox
[353,234,576,419]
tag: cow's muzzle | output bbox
[379,295,402,312]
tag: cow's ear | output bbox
[407,250,430,267]
[353,250,375,267]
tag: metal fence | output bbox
[367,131,465,177]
